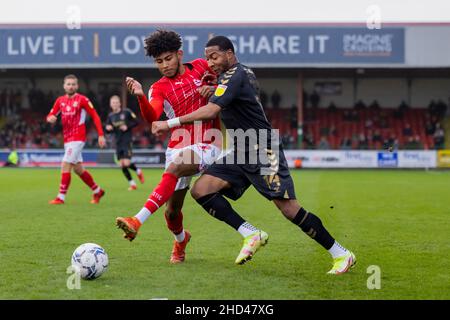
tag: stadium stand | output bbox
[1,88,447,151]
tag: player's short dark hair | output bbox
[206,36,235,53]
[144,29,182,58]
[64,74,78,82]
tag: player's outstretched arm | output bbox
[151,102,221,136]
[179,102,221,124]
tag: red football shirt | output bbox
[47,93,104,143]
[139,59,221,149]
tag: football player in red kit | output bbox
[116,29,223,264]
[47,74,106,205]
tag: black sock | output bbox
[196,193,245,230]
[122,167,132,181]
[129,163,138,171]
[292,207,335,250]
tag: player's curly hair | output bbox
[144,29,182,58]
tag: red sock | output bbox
[165,211,184,235]
[144,172,178,214]
[79,170,99,192]
[59,172,71,195]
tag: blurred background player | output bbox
[3,147,19,167]
[116,29,222,264]
[152,36,356,274]
[105,95,144,190]
[47,74,106,204]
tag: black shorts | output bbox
[116,142,133,160]
[204,147,296,201]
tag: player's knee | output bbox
[166,163,182,177]
[190,183,208,200]
[276,200,301,221]
[73,166,83,175]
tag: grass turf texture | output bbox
[0,168,449,299]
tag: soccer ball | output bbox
[71,243,109,280]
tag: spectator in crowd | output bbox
[328,101,337,112]
[350,110,360,122]
[425,120,436,136]
[357,133,368,150]
[304,133,315,149]
[413,135,424,149]
[303,89,309,108]
[404,135,423,150]
[428,99,437,116]
[329,125,338,137]
[320,126,329,136]
[318,136,330,150]
[369,100,380,110]
[365,119,373,130]
[340,137,352,150]
[282,133,295,149]
[379,112,389,128]
[433,123,445,149]
[394,100,408,119]
[403,123,413,137]
[354,100,366,110]
[290,104,297,129]
[271,90,281,109]
[310,90,320,108]
[436,99,448,118]
[383,134,399,151]
[343,110,351,121]
[372,129,382,146]
[398,100,409,112]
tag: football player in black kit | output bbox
[152,36,356,274]
[105,95,145,190]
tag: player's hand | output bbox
[119,124,128,131]
[126,77,144,96]
[98,136,106,148]
[152,121,170,136]
[201,72,217,85]
[47,115,57,124]
[105,124,113,131]
[197,85,215,99]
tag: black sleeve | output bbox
[209,66,243,108]
[125,109,139,129]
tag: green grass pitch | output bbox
[0,168,449,299]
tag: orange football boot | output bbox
[170,231,192,264]
[116,216,142,241]
[49,197,64,205]
[137,171,145,184]
[90,189,105,204]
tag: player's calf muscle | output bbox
[273,199,301,220]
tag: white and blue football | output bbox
[71,243,109,280]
